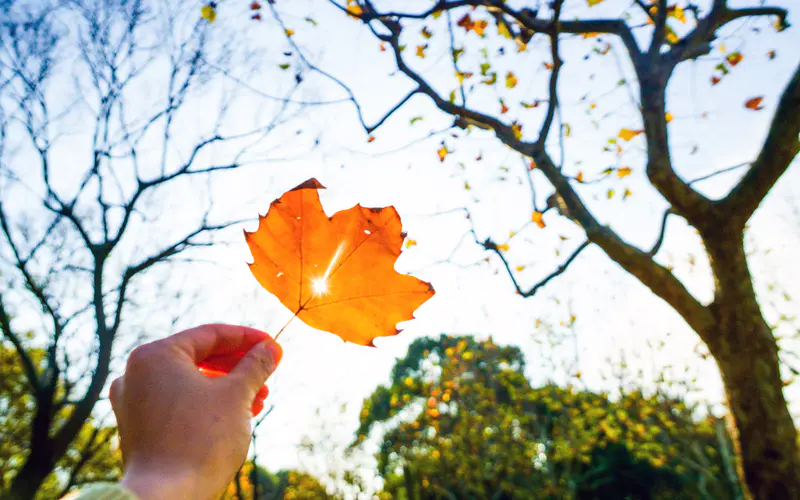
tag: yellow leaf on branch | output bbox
[531,211,546,229]
[511,122,523,140]
[346,0,363,17]
[456,71,473,85]
[667,5,686,23]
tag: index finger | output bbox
[166,324,271,363]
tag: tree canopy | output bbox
[0,344,121,498]
[221,460,331,500]
[354,335,742,499]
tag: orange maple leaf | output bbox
[245,179,434,346]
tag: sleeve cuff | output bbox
[62,483,139,500]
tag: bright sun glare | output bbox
[309,242,347,297]
[311,277,329,296]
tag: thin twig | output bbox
[485,240,591,297]
[649,208,674,257]
[687,162,750,186]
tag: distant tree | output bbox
[0,0,299,497]
[0,343,121,498]
[354,335,743,499]
[221,460,332,500]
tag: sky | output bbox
[3,0,800,493]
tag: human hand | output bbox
[110,324,282,500]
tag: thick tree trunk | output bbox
[6,447,54,500]
[705,235,800,499]
[7,382,57,500]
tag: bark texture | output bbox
[704,236,800,499]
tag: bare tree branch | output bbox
[337,0,714,334]
[0,293,41,393]
[639,73,714,229]
[650,0,668,58]
[505,8,643,68]
[687,162,750,186]
[649,208,674,257]
[111,220,245,334]
[671,2,788,63]
[485,239,590,298]
[366,88,420,133]
[532,155,713,334]
[537,0,564,147]
[0,202,65,353]
[633,0,657,23]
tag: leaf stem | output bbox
[274,310,300,341]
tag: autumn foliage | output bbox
[354,335,743,499]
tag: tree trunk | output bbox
[6,446,54,500]
[705,235,800,499]
[7,382,57,500]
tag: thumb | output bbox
[228,338,283,395]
